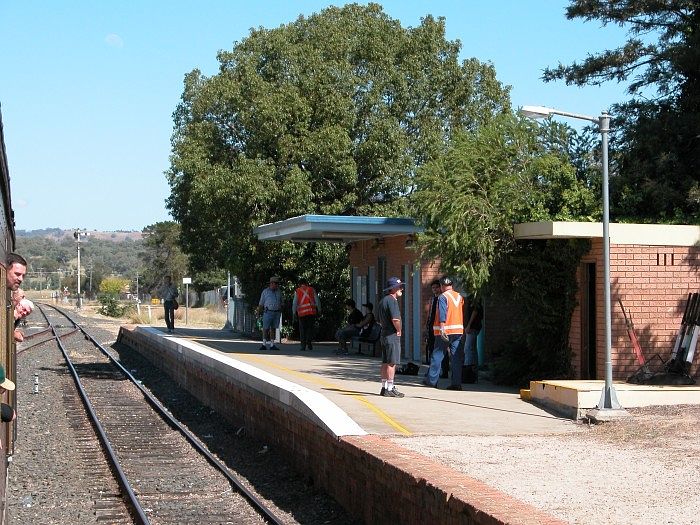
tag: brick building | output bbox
[256,215,700,380]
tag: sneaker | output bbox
[270,345,281,351]
[379,387,386,396]
[381,388,397,397]
[259,345,267,351]
[308,345,313,351]
[422,379,438,388]
[446,384,462,391]
[390,387,405,398]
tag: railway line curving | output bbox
[9,306,356,524]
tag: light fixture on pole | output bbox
[73,229,90,309]
[520,105,621,411]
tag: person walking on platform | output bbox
[257,276,283,351]
[425,279,449,378]
[292,279,320,351]
[377,277,405,398]
[159,276,179,333]
[423,276,464,390]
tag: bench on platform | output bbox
[351,323,381,356]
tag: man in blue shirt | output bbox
[257,276,283,351]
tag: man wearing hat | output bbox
[424,276,464,390]
[377,277,405,398]
[257,276,283,351]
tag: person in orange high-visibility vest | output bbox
[423,276,464,390]
[292,279,321,351]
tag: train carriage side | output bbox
[0,105,17,523]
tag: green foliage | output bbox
[166,3,511,307]
[98,294,126,317]
[16,233,143,294]
[544,1,700,223]
[97,276,130,317]
[99,276,129,295]
[489,239,591,387]
[412,113,598,292]
[139,222,189,294]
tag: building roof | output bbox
[254,214,421,243]
[515,221,700,247]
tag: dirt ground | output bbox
[394,405,700,524]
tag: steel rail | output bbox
[37,304,151,524]
[41,303,286,525]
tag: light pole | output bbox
[73,229,90,309]
[520,105,621,411]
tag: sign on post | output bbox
[182,277,191,324]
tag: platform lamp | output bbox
[520,105,621,411]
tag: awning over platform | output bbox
[515,221,700,247]
[254,214,421,243]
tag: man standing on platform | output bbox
[292,279,321,351]
[377,277,405,398]
[423,276,464,390]
[257,276,283,351]
[425,279,449,378]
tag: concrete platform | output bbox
[529,379,700,419]
[150,326,575,436]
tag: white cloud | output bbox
[104,33,124,48]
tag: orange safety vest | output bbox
[295,285,317,317]
[433,289,464,335]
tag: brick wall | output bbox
[570,241,700,380]
[348,237,445,359]
[118,326,565,525]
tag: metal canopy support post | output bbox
[223,271,233,330]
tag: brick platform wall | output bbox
[118,326,565,525]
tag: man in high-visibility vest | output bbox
[423,276,464,390]
[292,279,321,351]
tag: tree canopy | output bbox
[544,0,700,223]
[166,3,511,303]
[411,114,598,292]
[139,222,189,294]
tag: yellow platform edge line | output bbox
[238,354,412,436]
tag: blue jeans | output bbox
[426,334,463,386]
[463,331,478,366]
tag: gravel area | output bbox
[9,310,359,525]
[393,405,700,524]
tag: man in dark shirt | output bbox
[425,279,449,378]
[335,299,364,355]
[377,277,405,398]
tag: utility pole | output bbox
[73,229,90,309]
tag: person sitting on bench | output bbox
[335,299,364,355]
[357,302,376,339]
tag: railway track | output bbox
[30,303,287,525]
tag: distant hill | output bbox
[16,228,143,242]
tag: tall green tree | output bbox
[411,114,597,291]
[139,222,189,294]
[166,3,511,304]
[543,0,700,223]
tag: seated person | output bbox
[357,302,376,339]
[335,299,364,355]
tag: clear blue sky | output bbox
[1,1,632,232]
